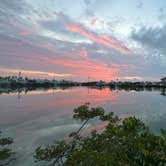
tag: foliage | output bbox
[34,104,166,166]
[0,131,14,165]
[73,103,105,121]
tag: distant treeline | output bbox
[0,76,166,89]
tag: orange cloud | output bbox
[65,25,133,55]
[0,67,71,78]
[38,55,118,81]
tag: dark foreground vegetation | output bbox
[34,104,166,166]
[1,104,166,165]
[0,132,15,166]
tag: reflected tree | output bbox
[161,88,166,96]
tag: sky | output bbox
[0,0,166,81]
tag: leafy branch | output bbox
[34,104,166,166]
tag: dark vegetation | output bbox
[1,76,166,97]
[1,76,166,89]
[1,104,166,165]
[0,131,15,166]
[34,103,166,166]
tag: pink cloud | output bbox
[80,48,88,57]
[37,54,118,81]
[65,24,133,55]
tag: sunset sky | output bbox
[0,0,166,81]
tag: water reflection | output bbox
[0,87,166,166]
[0,86,166,97]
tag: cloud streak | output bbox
[37,54,118,81]
[0,67,72,78]
[65,24,133,54]
[0,0,165,81]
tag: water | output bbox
[0,87,166,165]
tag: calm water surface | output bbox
[0,87,166,166]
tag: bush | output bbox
[0,131,14,165]
[34,104,166,166]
